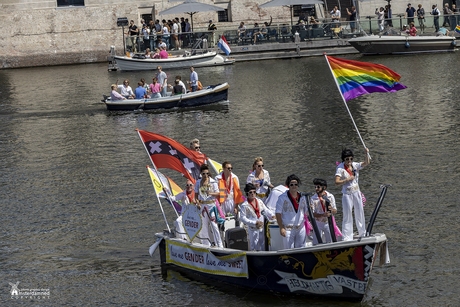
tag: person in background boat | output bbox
[195,164,223,248]
[431,4,441,32]
[116,79,134,98]
[110,84,127,100]
[174,75,187,93]
[161,19,170,50]
[346,6,357,33]
[275,174,308,249]
[247,157,274,203]
[384,5,393,27]
[310,178,337,245]
[190,138,200,152]
[134,81,149,99]
[164,179,197,241]
[152,48,161,59]
[240,183,275,251]
[215,161,244,216]
[335,148,370,241]
[187,66,199,92]
[417,4,425,33]
[443,3,452,27]
[149,77,161,99]
[376,7,385,32]
[436,26,450,36]
[409,22,417,36]
[405,3,416,25]
[156,66,168,97]
[144,48,151,58]
[159,46,168,59]
[172,80,184,95]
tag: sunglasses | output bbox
[289,183,298,187]
[227,167,233,170]
[195,146,200,149]
[315,185,323,189]
[201,172,209,176]
[257,164,264,167]
[345,157,353,161]
[248,191,256,194]
[186,184,193,187]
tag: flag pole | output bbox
[147,166,171,233]
[324,54,372,160]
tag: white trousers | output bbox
[248,228,265,251]
[200,214,223,248]
[312,221,332,245]
[174,216,188,240]
[282,226,306,249]
[342,191,365,241]
[221,198,235,216]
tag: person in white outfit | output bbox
[195,164,223,248]
[215,161,244,216]
[275,174,309,249]
[247,157,274,203]
[310,178,337,245]
[335,148,370,241]
[164,179,196,241]
[240,183,275,251]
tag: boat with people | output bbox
[348,34,457,55]
[113,51,234,71]
[137,130,390,301]
[103,83,229,111]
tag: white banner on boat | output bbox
[166,240,248,278]
[275,270,367,294]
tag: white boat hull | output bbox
[113,52,234,71]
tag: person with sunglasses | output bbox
[335,148,370,241]
[247,157,274,203]
[194,164,223,247]
[215,161,245,216]
[310,178,338,245]
[163,179,197,241]
[240,183,275,251]
[189,138,201,152]
[275,174,309,249]
[115,78,134,99]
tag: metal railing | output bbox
[124,14,460,54]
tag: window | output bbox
[218,9,229,22]
[57,0,84,7]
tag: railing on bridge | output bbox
[124,14,460,54]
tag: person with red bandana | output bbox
[164,179,197,241]
[310,178,337,245]
[335,148,370,241]
[240,183,274,251]
[275,174,309,249]
[215,161,244,216]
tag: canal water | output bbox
[1,53,459,306]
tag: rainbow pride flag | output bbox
[456,25,460,33]
[326,56,407,101]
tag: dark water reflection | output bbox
[1,53,460,306]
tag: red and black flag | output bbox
[137,130,206,183]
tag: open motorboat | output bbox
[348,34,457,55]
[149,185,391,301]
[103,83,229,111]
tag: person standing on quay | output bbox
[431,4,441,32]
[335,148,370,241]
[417,4,425,33]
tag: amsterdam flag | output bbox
[137,130,207,183]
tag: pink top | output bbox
[150,83,161,93]
[410,27,417,36]
[159,50,168,59]
[152,53,160,59]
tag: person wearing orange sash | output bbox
[164,179,197,241]
[310,178,337,245]
[275,174,309,249]
[240,183,274,251]
[215,161,244,216]
[335,148,370,241]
